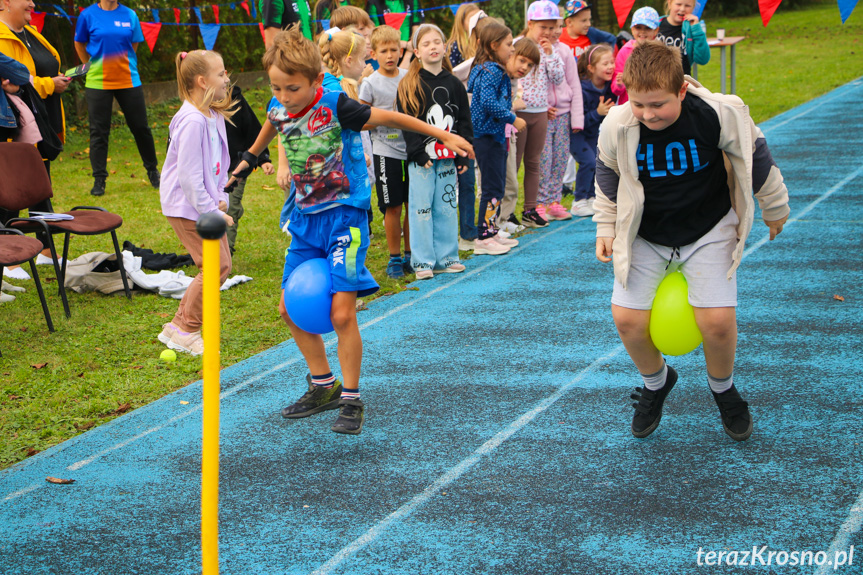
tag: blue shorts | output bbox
[281,205,379,297]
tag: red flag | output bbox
[611,0,636,28]
[174,7,181,23]
[140,22,162,53]
[758,0,783,26]
[259,22,266,44]
[30,11,45,33]
[383,12,408,31]
[240,0,251,18]
[211,5,220,23]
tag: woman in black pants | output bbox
[74,0,159,196]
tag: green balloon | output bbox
[649,271,703,356]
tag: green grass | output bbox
[1,3,861,469]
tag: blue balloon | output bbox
[284,258,334,335]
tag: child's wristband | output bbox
[242,150,259,167]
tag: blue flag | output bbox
[693,0,708,19]
[151,8,160,23]
[200,23,221,50]
[838,0,859,22]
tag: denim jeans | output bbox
[408,159,460,272]
[457,158,477,241]
[474,136,507,239]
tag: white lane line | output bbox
[743,163,863,260]
[761,79,863,135]
[309,346,625,575]
[814,490,863,575]
[1,220,582,502]
[312,160,863,574]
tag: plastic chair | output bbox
[0,226,54,356]
[0,142,131,318]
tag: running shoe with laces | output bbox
[331,398,365,435]
[494,233,518,247]
[547,202,573,221]
[434,263,466,274]
[168,327,204,355]
[712,385,753,441]
[281,374,343,418]
[474,237,510,255]
[521,208,548,228]
[536,204,548,221]
[631,366,678,438]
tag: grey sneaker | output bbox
[281,374,343,418]
[331,398,365,435]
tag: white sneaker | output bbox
[0,292,15,303]
[498,221,525,235]
[570,199,595,217]
[36,254,62,266]
[3,266,30,280]
[1,280,25,293]
[494,233,519,247]
[496,229,511,239]
[458,238,475,251]
[416,269,434,279]
[474,237,510,255]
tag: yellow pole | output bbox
[197,213,226,575]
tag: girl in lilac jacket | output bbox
[158,50,235,356]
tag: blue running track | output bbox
[1,79,862,575]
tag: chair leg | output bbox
[47,233,71,319]
[28,259,54,333]
[111,231,132,301]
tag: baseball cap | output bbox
[631,6,661,29]
[564,0,590,18]
[527,0,562,21]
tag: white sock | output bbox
[708,372,733,393]
[641,362,668,391]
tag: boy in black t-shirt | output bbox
[593,43,790,441]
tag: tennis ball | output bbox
[160,349,177,362]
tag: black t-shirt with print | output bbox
[637,95,730,247]
[657,19,691,75]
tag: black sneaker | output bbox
[90,178,106,197]
[712,385,753,441]
[521,208,548,228]
[147,169,161,189]
[280,374,342,418]
[507,214,521,226]
[631,365,678,438]
[331,398,365,435]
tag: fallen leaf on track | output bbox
[46,477,75,485]
[834,294,845,301]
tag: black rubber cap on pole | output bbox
[196,212,227,240]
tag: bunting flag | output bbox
[693,0,708,19]
[200,23,221,50]
[174,7,181,23]
[192,6,202,22]
[449,4,460,15]
[249,0,256,18]
[838,0,859,22]
[151,8,160,23]
[383,11,407,31]
[321,18,329,30]
[52,4,72,24]
[611,0,637,28]
[30,11,45,32]
[240,0,251,17]
[258,22,265,44]
[141,22,162,53]
[758,0,783,26]
[211,5,220,23]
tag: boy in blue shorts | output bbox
[594,43,790,442]
[235,25,473,435]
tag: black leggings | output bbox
[86,86,158,180]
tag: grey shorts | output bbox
[611,209,739,310]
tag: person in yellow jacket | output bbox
[0,0,67,156]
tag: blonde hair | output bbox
[446,3,480,62]
[262,25,322,83]
[620,41,684,94]
[370,24,400,51]
[175,50,237,120]
[577,43,613,80]
[665,0,695,14]
[318,29,365,99]
[397,24,451,117]
[329,5,374,30]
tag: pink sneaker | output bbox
[547,202,573,221]
[494,233,519,247]
[474,237,510,255]
[536,204,548,221]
